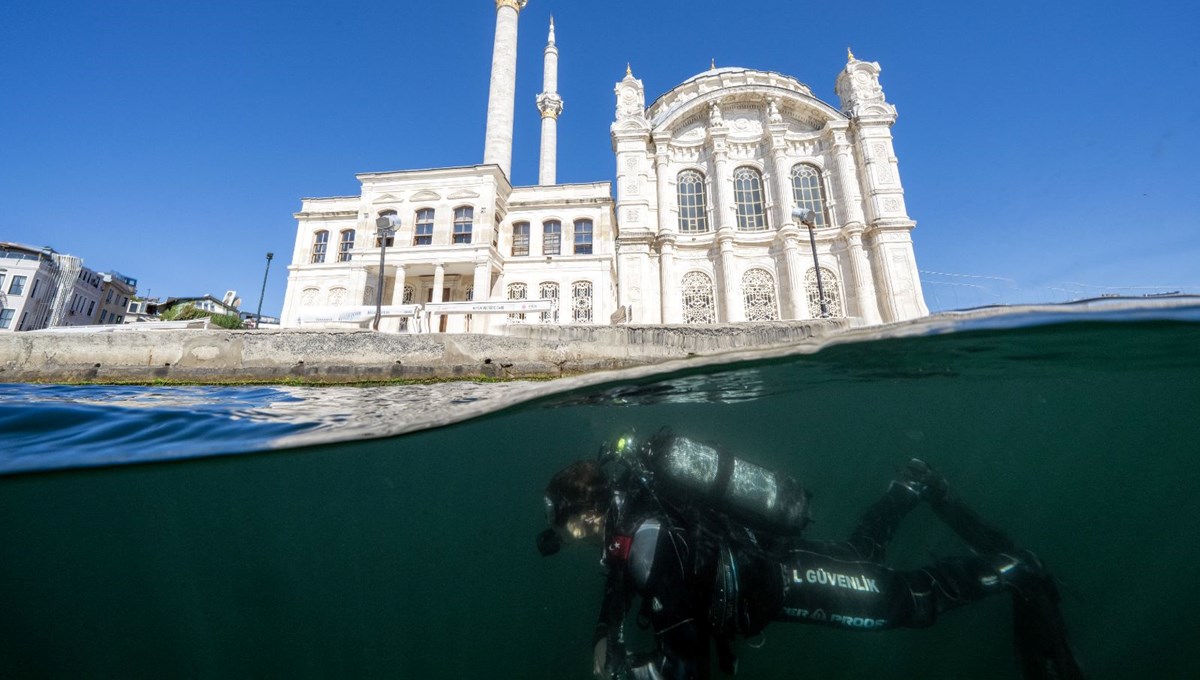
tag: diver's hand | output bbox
[899,458,949,502]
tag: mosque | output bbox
[279,1,927,334]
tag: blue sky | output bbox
[2,0,1196,315]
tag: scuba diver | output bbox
[537,429,1084,680]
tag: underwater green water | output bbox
[2,318,1198,678]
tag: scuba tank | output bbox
[607,430,812,536]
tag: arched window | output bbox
[791,164,830,229]
[539,282,559,323]
[573,219,593,255]
[572,280,593,323]
[337,229,355,262]
[543,220,561,255]
[376,210,396,247]
[677,170,709,233]
[311,231,329,263]
[512,222,530,256]
[328,287,347,306]
[681,271,716,324]
[733,167,767,231]
[301,288,319,306]
[507,282,528,323]
[413,208,434,246]
[453,206,474,244]
[741,268,779,321]
[805,267,845,318]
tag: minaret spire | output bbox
[483,0,528,180]
[536,14,563,185]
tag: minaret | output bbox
[536,17,563,185]
[483,0,528,179]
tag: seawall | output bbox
[0,321,848,384]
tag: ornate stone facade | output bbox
[281,4,927,333]
[613,62,927,324]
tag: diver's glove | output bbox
[896,458,949,503]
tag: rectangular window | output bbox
[573,219,593,255]
[106,290,114,304]
[0,309,13,329]
[543,221,561,256]
[414,208,434,246]
[453,207,474,244]
[87,300,95,317]
[337,230,356,262]
[30,279,40,299]
[512,222,530,257]
[311,231,329,263]
[9,275,26,295]
[99,310,108,324]
[18,312,28,331]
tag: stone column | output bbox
[845,228,881,324]
[385,264,407,333]
[768,120,793,230]
[431,262,446,332]
[536,17,562,185]
[717,233,740,322]
[653,135,674,235]
[831,127,866,228]
[473,259,492,333]
[483,0,527,179]
[781,234,806,319]
[349,265,370,306]
[709,129,732,232]
[389,264,407,306]
[658,234,676,323]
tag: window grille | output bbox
[512,222,530,256]
[805,267,844,318]
[733,167,768,231]
[301,288,319,306]
[539,282,559,323]
[414,208,434,246]
[507,282,527,323]
[453,206,474,244]
[741,268,779,321]
[681,271,716,324]
[310,232,328,264]
[572,280,593,323]
[329,287,347,306]
[337,229,356,262]
[677,170,710,233]
[543,220,561,255]
[791,164,830,229]
[401,285,415,331]
[573,219,593,255]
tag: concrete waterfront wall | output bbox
[0,321,846,384]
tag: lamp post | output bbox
[255,252,274,328]
[792,208,830,318]
[373,215,401,331]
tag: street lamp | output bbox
[792,207,830,318]
[373,215,401,331]
[255,252,274,327]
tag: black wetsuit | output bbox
[595,481,1046,679]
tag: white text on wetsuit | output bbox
[793,568,881,593]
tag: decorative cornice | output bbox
[495,0,527,13]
